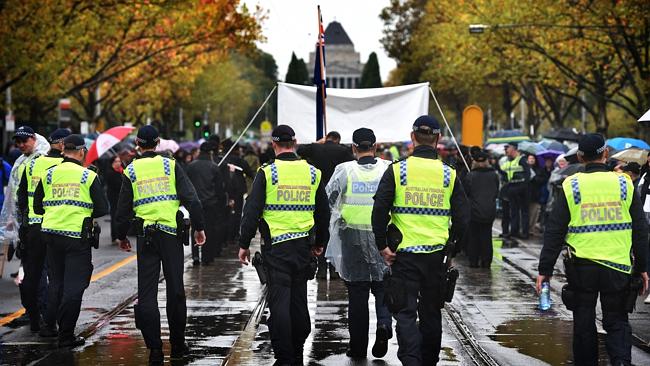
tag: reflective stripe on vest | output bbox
[41,162,95,238]
[340,162,387,229]
[26,155,63,223]
[563,172,634,273]
[502,155,524,183]
[126,156,180,235]
[391,157,455,253]
[262,160,320,245]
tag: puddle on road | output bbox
[490,318,609,365]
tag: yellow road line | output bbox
[0,254,137,327]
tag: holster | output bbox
[91,222,101,249]
[386,224,402,252]
[625,273,644,313]
[562,252,578,311]
[383,269,407,313]
[252,252,268,285]
[176,211,190,246]
[81,217,99,249]
[439,243,459,308]
[132,217,145,236]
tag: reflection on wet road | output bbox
[2,239,650,365]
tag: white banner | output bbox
[277,82,429,143]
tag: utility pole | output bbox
[4,85,14,151]
[581,91,586,133]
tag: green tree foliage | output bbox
[285,52,309,85]
[0,0,262,129]
[381,0,650,137]
[360,52,382,88]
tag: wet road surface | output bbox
[2,234,650,365]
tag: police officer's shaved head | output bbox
[326,131,341,143]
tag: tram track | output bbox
[443,304,500,366]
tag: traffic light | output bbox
[202,125,210,138]
[193,119,201,128]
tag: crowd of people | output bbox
[1,119,649,366]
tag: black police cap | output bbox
[49,128,71,144]
[13,126,35,140]
[272,125,296,142]
[412,115,441,135]
[578,133,607,158]
[136,125,160,147]
[63,134,86,151]
[352,127,376,148]
[200,141,216,152]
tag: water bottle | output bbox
[539,282,552,311]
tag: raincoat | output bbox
[325,158,391,282]
[0,134,50,243]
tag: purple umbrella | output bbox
[179,141,200,152]
[536,149,564,167]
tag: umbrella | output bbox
[606,137,650,150]
[539,139,569,152]
[179,141,200,152]
[485,143,507,155]
[611,148,650,165]
[485,135,530,144]
[85,126,135,166]
[156,138,180,153]
[536,149,564,167]
[518,141,546,155]
[542,128,583,142]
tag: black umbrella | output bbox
[542,128,583,142]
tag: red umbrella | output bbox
[85,126,135,166]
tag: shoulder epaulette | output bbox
[389,157,408,166]
[260,160,275,169]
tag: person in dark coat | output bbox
[528,154,549,236]
[297,131,354,277]
[186,141,228,263]
[463,148,500,268]
[221,138,254,245]
[104,155,124,244]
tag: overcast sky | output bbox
[242,0,397,82]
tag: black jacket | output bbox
[297,141,354,186]
[529,164,549,203]
[33,157,110,219]
[221,154,254,198]
[239,152,330,249]
[185,152,227,212]
[371,145,471,251]
[539,163,648,275]
[113,151,205,240]
[462,166,499,223]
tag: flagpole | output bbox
[317,5,327,136]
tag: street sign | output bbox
[58,98,72,123]
[260,120,273,143]
[462,105,484,147]
[5,112,14,131]
[80,121,89,134]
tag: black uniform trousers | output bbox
[135,230,186,350]
[392,251,445,366]
[192,205,225,262]
[500,186,510,235]
[345,281,392,355]
[508,183,529,237]
[21,224,48,327]
[467,221,494,268]
[570,263,631,366]
[263,237,312,365]
[43,233,93,342]
[227,195,244,242]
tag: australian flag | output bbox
[313,6,327,140]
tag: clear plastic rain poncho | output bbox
[0,134,50,243]
[325,159,392,282]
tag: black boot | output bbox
[372,324,391,358]
[58,336,85,348]
[149,348,164,364]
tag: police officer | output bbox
[32,134,109,347]
[16,128,69,334]
[115,126,206,364]
[537,133,649,366]
[325,128,393,359]
[238,125,330,365]
[372,115,470,366]
[499,142,531,239]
